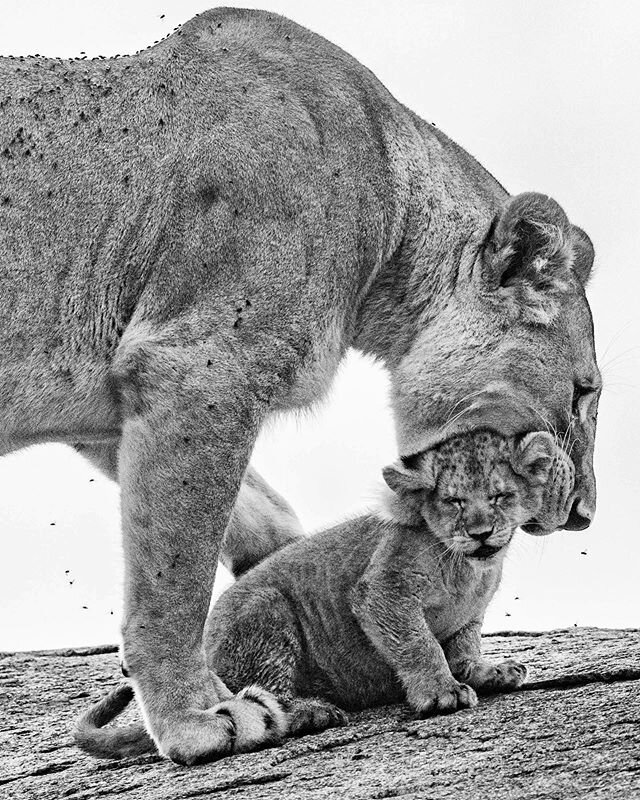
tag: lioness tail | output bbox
[73,682,288,760]
[73,681,156,759]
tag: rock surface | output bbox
[1,628,639,799]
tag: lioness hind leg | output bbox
[72,440,119,481]
[221,466,305,577]
[284,697,349,737]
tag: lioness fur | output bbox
[75,430,573,758]
[1,7,600,763]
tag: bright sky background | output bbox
[1,0,638,651]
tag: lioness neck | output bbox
[352,114,508,367]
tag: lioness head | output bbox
[383,430,574,559]
[391,192,599,533]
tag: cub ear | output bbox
[483,192,592,295]
[382,451,437,494]
[511,432,555,485]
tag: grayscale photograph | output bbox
[0,1,638,797]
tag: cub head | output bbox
[382,430,575,561]
[391,192,600,534]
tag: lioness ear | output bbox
[570,225,595,286]
[483,192,590,297]
[511,432,555,485]
[383,451,437,494]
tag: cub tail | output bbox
[73,681,156,759]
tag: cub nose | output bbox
[468,529,493,543]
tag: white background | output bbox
[1,0,638,651]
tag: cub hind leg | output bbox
[210,685,289,754]
[210,690,348,749]
[206,586,347,745]
[205,586,302,750]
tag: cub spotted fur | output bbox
[74,430,573,758]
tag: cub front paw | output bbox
[472,659,528,693]
[409,680,478,717]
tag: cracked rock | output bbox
[1,627,639,799]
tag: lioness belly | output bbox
[0,59,166,445]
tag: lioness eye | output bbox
[446,498,464,509]
[572,383,597,417]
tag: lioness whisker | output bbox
[440,388,489,429]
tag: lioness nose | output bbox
[468,529,493,543]
[564,498,593,531]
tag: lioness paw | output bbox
[213,686,288,754]
[158,709,237,766]
[410,680,478,717]
[157,687,286,765]
[471,659,528,693]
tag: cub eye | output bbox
[445,497,464,509]
[490,492,515,504]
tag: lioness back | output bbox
[1,6,418,435]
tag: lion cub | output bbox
[75,430,573,758]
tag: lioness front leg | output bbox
[444,621,528,694]
[72,441,304,579]
[114,332,268,765]
[351,561,477,716]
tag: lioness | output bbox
[0,8,600,763]
[74,429,573,759]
